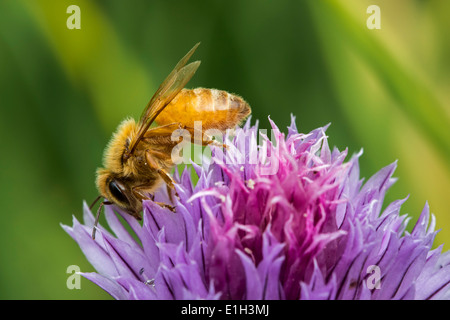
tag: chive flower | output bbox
[62,116,450,300]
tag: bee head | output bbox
[95,168,142,220]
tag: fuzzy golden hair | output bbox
[95,118,138,197]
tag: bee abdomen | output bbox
[193,88,247,112]
[157,88,251,131]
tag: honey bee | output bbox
[91,43,251,238]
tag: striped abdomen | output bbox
[155,88,251,131]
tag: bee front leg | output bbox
[145,150,177,189]
[144,149,180,199]
[132,185,176,212]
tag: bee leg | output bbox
[131,186,150,201]
[166,184,179,203]
[181,124,228,149]
[199,132,226,149]
[144,150,176,187]
[144,122,227,149]
[132,186,176,212]
[154,201,176,212]
[144,149,181,198]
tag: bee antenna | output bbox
[91,197,112,240]
[91,202,103,240]
[89,195,103,210]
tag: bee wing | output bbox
[139,42,200,123]
[127,43,201,156]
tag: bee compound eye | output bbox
[108,180,129,204]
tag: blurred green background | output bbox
[0,0,448,299]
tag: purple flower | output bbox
[62,116,450,300]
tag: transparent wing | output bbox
[139,42,200,123]
[127,43,201,156]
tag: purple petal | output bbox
[143,201,186,245]
[63,216,118,277]
[81,272,127,300]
